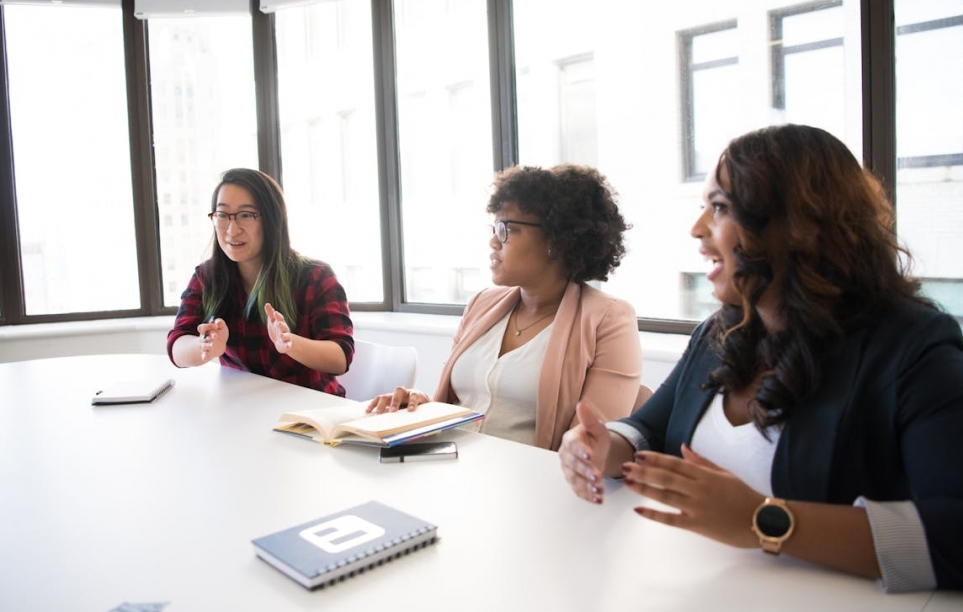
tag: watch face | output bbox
[756,504,792,538]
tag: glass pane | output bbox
[513,0,863,322]
[275,0,383,303]
[782,5,843,46]
[394,0,494,304]
[148,16,259,308]
[692,63,740,176]
[895,0,963,322]
[5,5,140,315]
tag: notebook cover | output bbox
[252,500,438,589]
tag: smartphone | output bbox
[379,441,458,463]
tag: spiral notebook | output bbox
[252,501,438,589]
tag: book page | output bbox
[277,402,369,441]
[336,402,472,438]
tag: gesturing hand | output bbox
[623,444,764,548]
[265,303,293,354]
[198,318,229,362]
[558,401,612,504]
[366,387,431,413]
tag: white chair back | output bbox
[339,340,419,402]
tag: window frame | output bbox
[0,0,920,335]
[769,0,845,113]
[678,19,739,184]
[894,14,963,170]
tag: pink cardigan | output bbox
[433,282,642,450]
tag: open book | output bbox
[274,401,484,447]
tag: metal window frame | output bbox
[678,19,738,184]
[0,0,917,335]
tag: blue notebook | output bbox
[252,501,438,589]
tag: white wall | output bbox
[0,312,687,393]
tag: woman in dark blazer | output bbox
[559,124,963,591]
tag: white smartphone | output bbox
[379,441,458,463]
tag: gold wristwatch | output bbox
[751,497,795,555]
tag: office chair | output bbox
[636,384,654,409]
[339,339,419,402]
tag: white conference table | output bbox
[1,354,960,612]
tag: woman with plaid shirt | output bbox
[167,168,354,396]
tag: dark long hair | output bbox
[706,124,932,430]
[200,168,305,326]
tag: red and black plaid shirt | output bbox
[167,259,354,396]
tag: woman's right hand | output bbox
[366,387,431,413]
[198,318,229,362]
[559,401,612,504]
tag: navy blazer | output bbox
[620,300,963,589]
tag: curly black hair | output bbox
[486,164,630,283]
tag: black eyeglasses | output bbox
[490,219,542,243]
[208,211,261,228]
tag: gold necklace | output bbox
[512,304,557,336]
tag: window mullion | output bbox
[0,9,25,324]
[372,0,403,311]
[122,0,164,316]
[488,0,517,171]
[861,0,896,207]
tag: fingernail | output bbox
[581,453,590,461]
[591,486,601,494]
[593,497,602,504]
[620,464,631,474]
[623,477,635,485]
[633,507,646,517]
[589,473,597,483]
[634,452,647,461]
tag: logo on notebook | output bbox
[299,514,386,553]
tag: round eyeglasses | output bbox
[490,219,542,243]
[208,211,261,228]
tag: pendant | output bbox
[514,330,521,336]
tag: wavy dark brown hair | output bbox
[487,164,629,283]
[705,124,933,430]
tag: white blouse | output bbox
[690,392,781,496]
[448,311,551,446]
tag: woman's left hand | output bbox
[622,444,764,549]
[265,303,294,353]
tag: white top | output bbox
[689,392,781,496]
[448,311,551,446]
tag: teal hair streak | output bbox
[243,253,303,328]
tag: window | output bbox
[147,14,259,308]
[894,0,963,321]
[557,55,598,166]
[394,0,494,304]
[4,3,139,315]
[770,1,851,141]
[680,21,739,182]
[680,273,717,321]
[895,11,963,167]
[511,2,864,324]
[0,0,957,332]
[275,0,384,302]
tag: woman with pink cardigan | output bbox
[368,164,642,451]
